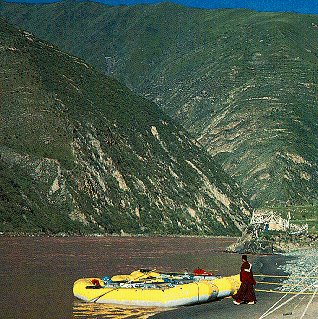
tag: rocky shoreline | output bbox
[227,229,318,255]
[279,249,318,292]
[260,249,318,319]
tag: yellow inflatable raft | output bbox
[73,270,240,307]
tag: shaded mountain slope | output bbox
[2,1,318,207]
[0,18,252,235]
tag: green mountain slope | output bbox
[2,1,318,207]
[0,18,252,235]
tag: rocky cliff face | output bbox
[3,2,318,207]
[0,19,252,235]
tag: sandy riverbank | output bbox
[150,250,318,319]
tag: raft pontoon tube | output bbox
[73,270,241,307]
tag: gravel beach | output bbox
[150,250,318,319]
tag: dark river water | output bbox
[0,236,242,319]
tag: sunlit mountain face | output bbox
[3,1,318,208]
[0,17,252,235]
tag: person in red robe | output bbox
[232,255,257,305]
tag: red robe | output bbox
[233,261,257,303]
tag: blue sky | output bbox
[5,0,318,14]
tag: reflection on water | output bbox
[73,300,168,319]
[0,236,239,319]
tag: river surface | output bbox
[0,236,241,319]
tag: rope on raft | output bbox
[254,274,318,279]
[256,289,318,295]
[257,264,318,319]
[258,280,318,318]
[257,281,311,287]
[254,273,318,296]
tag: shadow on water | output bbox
[73,300,168,319]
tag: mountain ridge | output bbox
[0,17,252,235]
[2,2,317,207]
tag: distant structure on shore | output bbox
[250,210,308,235]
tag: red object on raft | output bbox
[193,268,214,276]
[91,279,100,286]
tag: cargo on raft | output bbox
[73,269,241,307]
